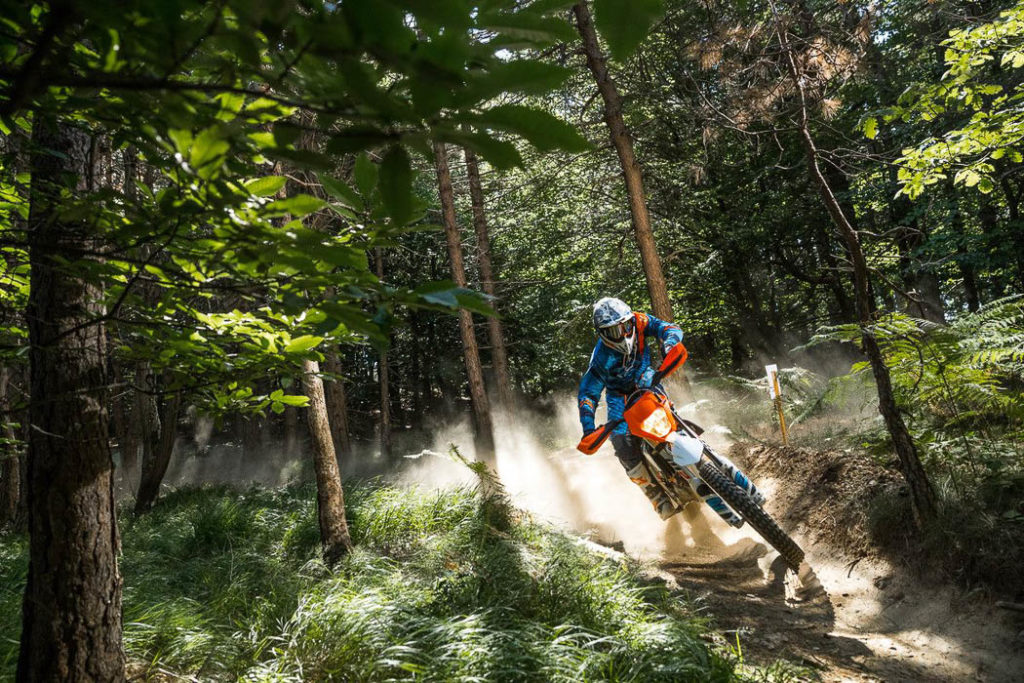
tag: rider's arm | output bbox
[577,366,604,434]
[645,315,683,352]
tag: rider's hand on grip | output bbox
[655,343,688,382]
[577,423,614,455]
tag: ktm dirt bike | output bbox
[577,344,805,571]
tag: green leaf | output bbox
[473,105,589,153]
[863,117,878,140]
[414,282,495,317]
[268,194,327,217]
[275,394,310,407]
[189,127,230,176]
[244,176,287,197]
[284,335,324,353]
[477,11,576,44]
[379,146,413,225]
[463,61,573,104]
[318,174,364,211]
[434,128,524,170]
[593,0,662,62]
[354,153,378,198]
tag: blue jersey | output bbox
[577,312,683,434]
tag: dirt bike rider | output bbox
[578,297,685,520]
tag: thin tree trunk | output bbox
[950,191,981,312]
[375,249,392,458]
[774,13,936,526]
[134,385,182,514]
[19,116,125,681]
[463,148,514,411]
[131,363,158,494]
[891,189,945,324]
[433,142,496,460]
[283,405,299,458]
[573,0,673,322]
[322,347,352,457]
[301,359,353,565]
[0,367,21,528]
[115,365,140,490]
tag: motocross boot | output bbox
[625,462,680,520]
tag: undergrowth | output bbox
[0,479,775,681]
[795,298,1024,595]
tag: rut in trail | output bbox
[654,445,1024,683]
[400,410,1024,682]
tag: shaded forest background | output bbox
[1,0,1023,680]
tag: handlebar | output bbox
[576,343,688,455]
[652,342,687,386]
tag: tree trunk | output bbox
[891,189,945,324]
[776,18,936,526]
[283,405,299,458]
[301,359,353,566]
[18,117,125,681]
[131,363,158,494]
[433,142,496,460]
[0,367,21,528]
[322,347,352,457]
[464,148,515,411]
[134,385,181,514]
[375,249,392,458]
[118,369,141,491]
[573,0,673,322]
[950,191,981,312]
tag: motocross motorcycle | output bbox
[577,344,805,571]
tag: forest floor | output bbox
[650,443,1024,682]
[401,406,1024,681]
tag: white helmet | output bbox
[593,297,636,355]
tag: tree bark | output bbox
[375,249,392,458]
[573,0,673,322]
[130,363,158,494]
[134,385,181,514]
[950,191,981,312]
[464,148,515,412]
[434,142,496,460]
[775,14,936,526]
[322,347,352,457]
[0,367,21,528]
[283,405,300,458]
[19,116,125,681]
[301,359,353,566]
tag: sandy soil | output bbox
[652,448,1024,682]
[393,408,1024,681]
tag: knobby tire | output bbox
[697,460,805,571]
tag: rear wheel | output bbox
[698,460,804,570]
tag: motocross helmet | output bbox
[593,297,636,355]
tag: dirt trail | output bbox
[402,410,1023,681]
[656,448,1024,682]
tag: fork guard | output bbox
[713,451,766,506]
[663,432,744,527]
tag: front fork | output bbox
[664,432,765,528]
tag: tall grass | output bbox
[1,480,750,681]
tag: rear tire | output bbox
[698,460,804,571]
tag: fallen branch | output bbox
[995,601,1024,613]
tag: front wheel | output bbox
[698,460,804,571]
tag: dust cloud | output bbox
[399,390,758,561]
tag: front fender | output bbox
[666,431,703,467]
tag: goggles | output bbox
[599,317,635,343]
